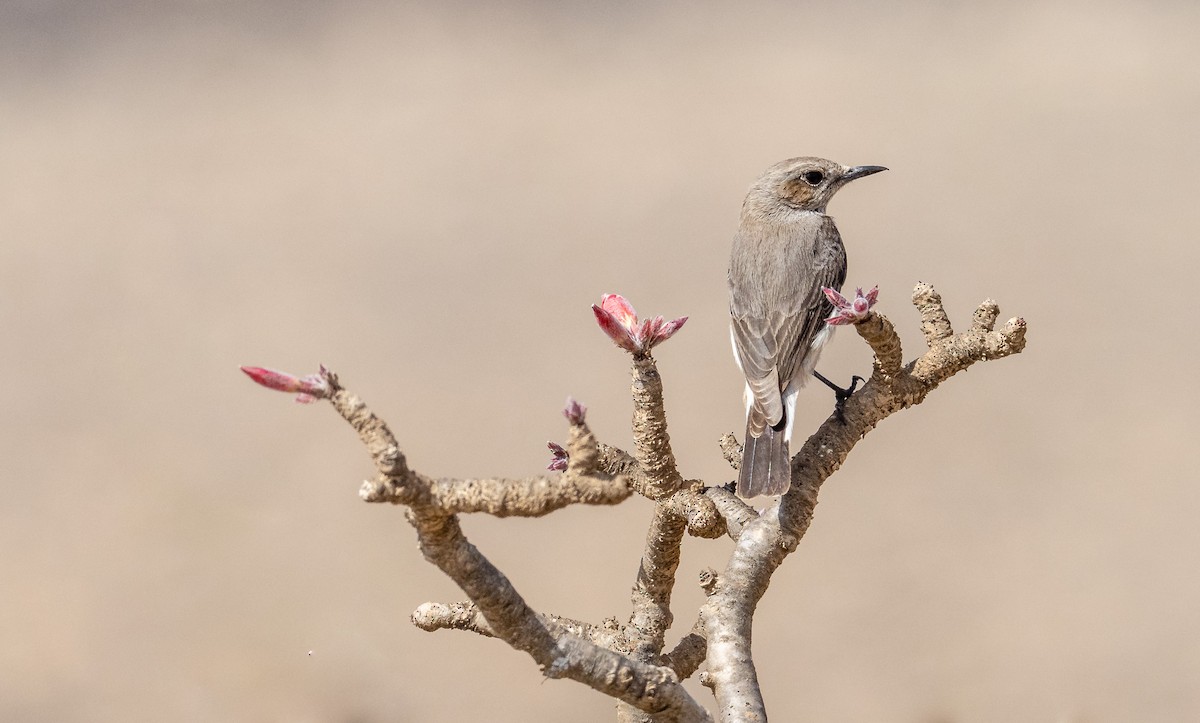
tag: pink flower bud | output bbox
[592,294,687,354]
[600,293,638,329]
[547,441,568,471]
[562,397,587,425]
[592,303,640,352]
[821,285,879,326]
[240,365,330,403]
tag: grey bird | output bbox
[728,157,887,497]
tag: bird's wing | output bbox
[773,249,846,390]
[730,313,784,434]
[730,218,846,435]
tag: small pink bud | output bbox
[562,397,587,425]
[646,315,687,350]
[823,287,849,307]
[547,441,568,471]
[642,315,661,344]
[821,285,879,326]
[241,366,301,392]
[241,365,330,402]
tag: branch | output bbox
[412,600,630,651]
[703,283,1027,718]
[242,281,1024,723]
[362,398,631,515]
[602,302,719,723]
[622,335,728,675]
[630,355,686,497]
[627,499,687,661]
[316,379,711,721]
[623,352,706,663]
[660,570,719,681]
[703,485,757,541]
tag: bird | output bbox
[728,157,887,497]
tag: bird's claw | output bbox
[813,371,865,424]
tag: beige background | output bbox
[3,1,1198,721]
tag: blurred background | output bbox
[2,1,1197,720]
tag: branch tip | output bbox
[972,298,1001,332]
[912,282,954,344]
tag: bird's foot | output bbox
[813,371,865,424]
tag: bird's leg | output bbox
[813,370,864,424]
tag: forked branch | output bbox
[241,282,1025,723]
[702,283,1026,719]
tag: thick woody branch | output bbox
[662,631,708,681]
[323,383,709,721]
[627,501,687,661]
[358,409,631,516]
[595,442,725,539]
[599,443,643,480]
[710,437,761,541]
[663,487,727,539]
[326,378,410,478]
[630,355,685,497]
[361,472,631,515]
[411,600,499,638]
[854,309,904,378]
[617,350,724,723]
[661,578,715,681]
[703,485,757,541]
[619,499,689,723]
[704,283,1026,719]
[408,487,707,720]
[554,636,713,723]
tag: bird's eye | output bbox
[801,170,825,186]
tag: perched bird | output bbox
[728,157,887,497]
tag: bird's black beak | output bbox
[843,165,888,182]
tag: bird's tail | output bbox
[737,416,791,497]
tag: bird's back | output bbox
[728,210,845,396]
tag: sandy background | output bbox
[2,1,1198,721]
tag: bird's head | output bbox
[747,157,887,214]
